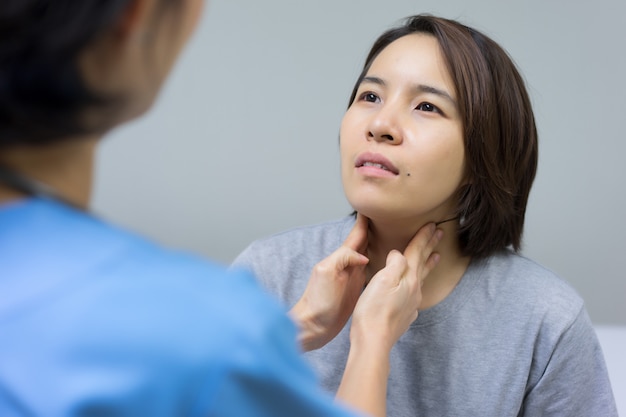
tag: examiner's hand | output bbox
[289,213,370,351]
[350,223,443,353]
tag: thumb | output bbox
[338,247,369,270]
[319,246,369,274]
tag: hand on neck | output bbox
[365,214,471,310]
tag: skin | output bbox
[0,3,444,417]
[342,34,470,310]
[341,34,466,225]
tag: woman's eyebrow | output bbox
[361,76,456,107]
[361,76,385,86]
[412,84,457,107]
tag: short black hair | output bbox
[0,1,132,145]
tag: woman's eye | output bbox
[416,102,439,113]
[360,92,379,103]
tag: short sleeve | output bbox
[521,307,618,416]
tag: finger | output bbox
[369,250,407,287]
[423,250,441,273]
[403,223,442,272]
[385,249,408,273]
[316,246,369,275]
[343,212,369,253]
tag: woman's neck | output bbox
[365,216,471,310]
[0,137,100,209]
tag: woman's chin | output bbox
[351,204,403,223]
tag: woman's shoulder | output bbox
[230,216,355,297]
[250,216,353,245]
[478,250,585,322]
[234,216,354,262]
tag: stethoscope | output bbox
[0,164,81,210]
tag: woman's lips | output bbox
[355,152,400,175]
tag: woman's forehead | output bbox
[364,34,455,98]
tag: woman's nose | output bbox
[366,106,403,144]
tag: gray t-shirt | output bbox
[232,216,618,417]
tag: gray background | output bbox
[92,0,626,325]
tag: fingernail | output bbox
[435,229,444,240]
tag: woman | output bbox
[233,14,618,416]
[0,2,442,416]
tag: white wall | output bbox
[92,0,626,325]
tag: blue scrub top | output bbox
[0,199,362,417]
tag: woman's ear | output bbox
[112,0,156,40]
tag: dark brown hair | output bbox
[348,14,538,258]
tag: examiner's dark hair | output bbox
[348,14,538,258]
[0,0,169,146]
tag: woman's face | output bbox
[340,33,466,224]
